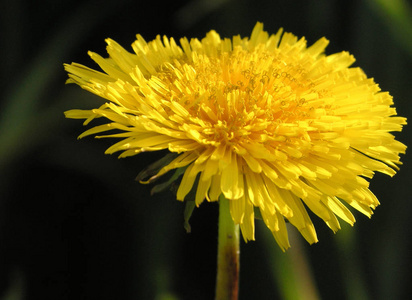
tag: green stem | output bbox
[215,195,240,300]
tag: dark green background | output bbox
[1,0,411,299]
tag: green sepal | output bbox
[150,167,187,195]
[135,152,178,182]
[254,206,263,220]
[182,174,201,233]
[183,200,196,233]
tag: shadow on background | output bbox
[0,0,411,299]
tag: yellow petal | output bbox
[221,155,243,199]
[229,196,245,224]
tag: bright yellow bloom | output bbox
[65,22,406,250]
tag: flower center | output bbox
[156,44,321,152]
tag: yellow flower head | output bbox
[65,22,406,250]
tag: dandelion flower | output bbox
[64,22,406,250]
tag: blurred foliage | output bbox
[0,0,411,299]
